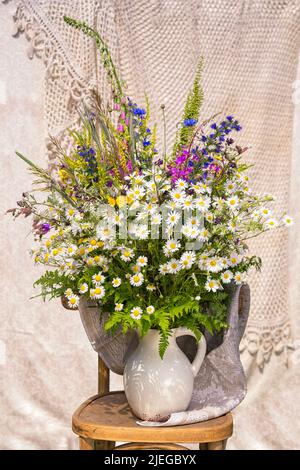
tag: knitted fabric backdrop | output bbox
[12,0,300,366]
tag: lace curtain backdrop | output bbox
[1,0,300,449]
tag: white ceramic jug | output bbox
[123,327,207,421]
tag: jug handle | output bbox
[175,327,206,377]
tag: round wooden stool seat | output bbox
[72,391,233,450]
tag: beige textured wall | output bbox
[0,2,100,449]
[1,2,300,449]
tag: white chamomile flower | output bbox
[151,213,162,225]
[65,288,73,299]
[144,203,156,215]
[199,182,211,194]
[265,218,278,229]
[113,212,124,225]
[220,258,229,269]
[226,195,239,210]
[51,248,62,258]
[242,185,250,195]
[165,240,181,253]
[79,283,88,294]
[198,254,209,269]
[260,207,272,218]
[180,251,196,269]
[121,247,134,262]
[137,256,148,267]
[159,264,169,275]
[146,180,157,192]
[65,208,77,220]
[228,220,237,232]
[167,200,178,211]
[199,228,210,241]
[207,258,222,273]
[131,187,145,199]
[65,244,77,256]
[171,189,185,204]
[130,307,143,320]
[194,196,210,212]
[205,212,214,223]
[229,255,239,267]
[175,179,188,190]
[205,279,222,292]
[225,181,236,193]
[213,197,224,208]
[181,196,193,209]
[130,272,144,287]
[146,284,156,291]
[86,257,95,267]
[167,259,181,274]
[282,215,293,227]
[234,272,244,284]
[92,273,105,284]
[136,211,147,222]
[132,264,141,273]
[112,277,122,288]
[97,226,115,241]
[181,224,199,239]
[136,224,149,240]
[188,216,201,227]
[195,295,201,301]
[221,270,233,284]
[115,303,123,311]
[130,200,141,211]
[251,210,261,221]
[191,183,202,194]
[90,285,105,299]
[167,211,181,226]
[68,294,79,309]
[146,306,155,314]
[133,174,145,185]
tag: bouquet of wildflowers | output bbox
[8,17,292,357]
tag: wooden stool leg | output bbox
[79,437,95,450]
[95,440,115,450]
[199,443,209,450]
[206,439,227,450]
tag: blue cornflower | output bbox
[227,115,233,121]
[219,135,225,142]
[201,148,208,155]
[234,124,242,131]
[146,127,151,134]
[133,107,146,116]
[143,140,151,147]
[201,135,207,142]
[211,123,217,129]
[209,133,216,139]
[183,118,197,127]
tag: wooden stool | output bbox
[72,357,233,450]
